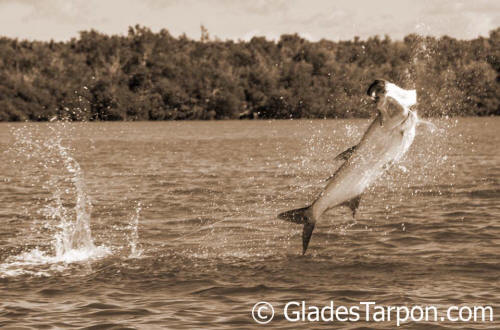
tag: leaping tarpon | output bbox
[278,79,433,255]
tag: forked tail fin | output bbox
[278,206,315,255]
[278,207,309,224]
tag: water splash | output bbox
[1,122,110,277]
[127,202,143,258]
[47,125,95,255]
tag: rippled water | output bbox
[0,118,498,329]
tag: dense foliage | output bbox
[0,26,498,121]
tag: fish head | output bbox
[367,79,417,108]
[368,79,418,129]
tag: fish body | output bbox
[278,80,419,254]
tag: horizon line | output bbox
[2,25,498,44]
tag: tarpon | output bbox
[278,79,429,255]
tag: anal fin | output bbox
[341,195,362,218]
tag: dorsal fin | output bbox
[321,145,359,183]
[334,145,357,161]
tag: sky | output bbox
[0,0,498,42]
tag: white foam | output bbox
[385,82,417,108]
[0,246,111,278]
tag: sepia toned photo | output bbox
[0,0,499,328]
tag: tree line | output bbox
[0,25,498,121]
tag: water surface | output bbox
[0,118,499,328]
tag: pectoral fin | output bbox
[334,145,357,161]
[378,111,385,126]
[341,195,362,218]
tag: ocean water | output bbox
[0,118,498,329]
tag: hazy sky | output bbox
[0,0,498,41]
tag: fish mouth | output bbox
[367,79,386,102]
